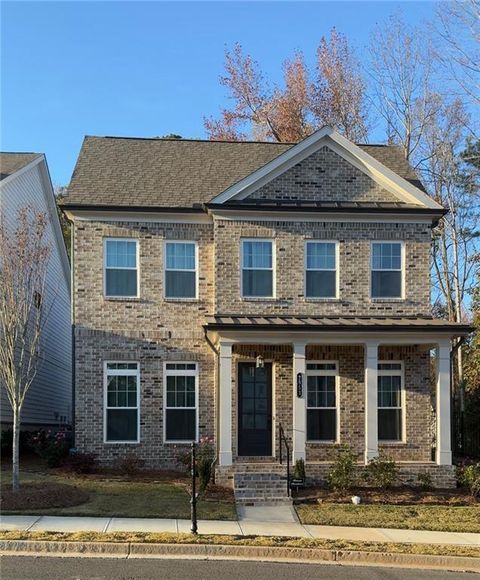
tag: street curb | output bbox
[0,540,479,572]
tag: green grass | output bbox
[1,464,236,521]
[1,530,479,559]
[295,503,480,533]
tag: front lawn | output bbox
[0,458,236,521]
[295,503,480,533]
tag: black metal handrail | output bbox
[278,422,291,497]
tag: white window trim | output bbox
[240,238,276,299]
[304,240,340,300]
[103,238,140,299]
[306,360,340,443]
[163,240,199,301]
[163,362,199,444]
[370,241,405,300]
[378,360,406,443]
[103,361,140,444]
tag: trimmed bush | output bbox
[29,429,70,467]
[365,456,399,490]
[65,451,97,474]
[327,445,358,492]
[115,454,145,475]
[457,462,480,498]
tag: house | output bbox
[62,127,470,495]
[0,153,72,430]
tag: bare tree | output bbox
[368,15,442,161]
[417,98,479,381]
[0,207,51,491]
[433,0,480,107]
[312,28,370,142]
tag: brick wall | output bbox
[246,146,403,203]
[214,219,431,317]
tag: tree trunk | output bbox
[12,406,20,492]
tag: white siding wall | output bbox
[0,161,72,427]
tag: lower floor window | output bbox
[378,362,403,441]
[165,362,198,442]
[105,362,139,442]
[306,362,338,441]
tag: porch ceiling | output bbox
[204,315,472,335]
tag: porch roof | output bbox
[204,315,472,335]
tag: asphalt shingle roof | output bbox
[0,153,42,181]
[64,136,425,208]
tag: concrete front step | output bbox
[233,470,291,504]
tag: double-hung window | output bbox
[165,241,197,299]
[371,242,402,298]
[241,239,274,298]
[306,362,338,442]
[378,362,403,441]
[105,362,139,443]
[164,363,198,442]
[104,239,138,297]
[305,241,338,298]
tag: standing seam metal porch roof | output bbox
[64,136,426,208]
[204,315,472,335]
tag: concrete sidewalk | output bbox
[1,510,479,547]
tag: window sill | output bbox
[104,440,140,445]
[104,296,141,302]
[164,440,198,445]
[241,297,278,302]
[370,298,405,303]
[306,440,338,445]
[164,298,199,303]
[304,298,341,302]
[379,441,407,446]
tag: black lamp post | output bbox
[190,441,198,534]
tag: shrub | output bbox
[29,429,70,467]
[115,454,145,475]
[457,462,480,498]
[293,458,306,480]
[327,445,358,492]
[417,472,433,491]
[174,436,215,491]
[65,450,97,474]
[364,456,399,490]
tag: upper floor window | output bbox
[241,239,274,298]
[104,239,138,298]
[105,362,139,443]
[165,241,197,299]
[305,241,338,298]
[378,362,403,441]
[306,362,338,442]
[371,242,402,299]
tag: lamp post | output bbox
[190,442,198,534]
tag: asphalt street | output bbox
[0,556,471,580]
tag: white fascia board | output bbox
[64,209,212,224]
[0,155,43,188]
[209,126,443,211]
[38,158,71,291]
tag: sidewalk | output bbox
[1,507,479,547]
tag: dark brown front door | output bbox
[238,362,272,456]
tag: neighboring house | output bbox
[0,153,72,430]
[62,127,470,494]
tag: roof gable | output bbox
[211,127,442,210]
[0,152,42,181]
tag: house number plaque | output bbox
[296,372,303,398]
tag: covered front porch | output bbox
[205,315,471,488]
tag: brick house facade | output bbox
[63,127,470,490]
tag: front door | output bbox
[238,362,272,456]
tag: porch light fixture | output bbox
[256,354,265,369]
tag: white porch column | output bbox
[364,341,379,464]
[218,341,233,466]
[292,341,307,462]
[436,340,452,466]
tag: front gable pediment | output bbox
[210,127,443,210]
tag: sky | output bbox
[1,1,439,185]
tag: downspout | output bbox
[204,327,220,471]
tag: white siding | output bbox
[0,160,72,427]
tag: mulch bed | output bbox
[294,486,477,506]
[203,484,235,502]
[1,482,89,511]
